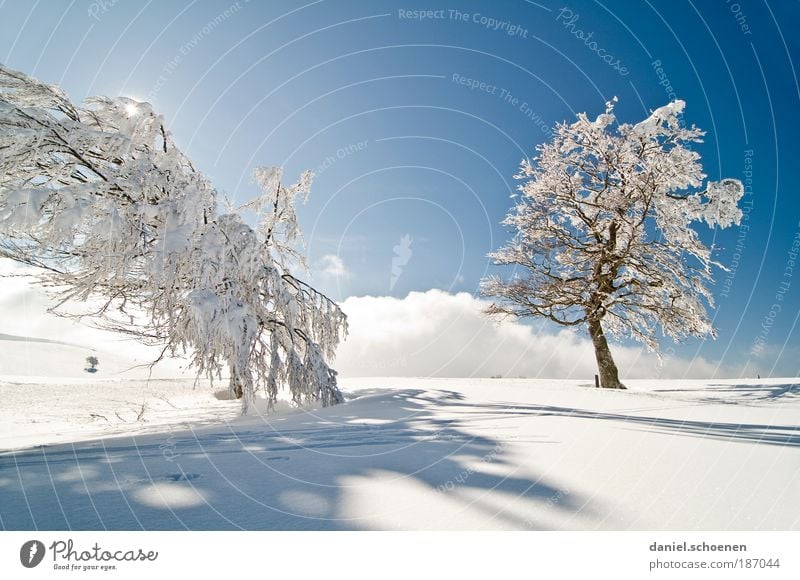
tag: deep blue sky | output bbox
[1,0,798,376]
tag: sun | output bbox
[124,103,138,117]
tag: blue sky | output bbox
[1,0,799,377]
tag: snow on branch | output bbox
[0,64,347,414]
[483,98,745,358]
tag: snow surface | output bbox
[1,343,798,530]
[0,334,187,380]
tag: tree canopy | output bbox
[482,98,744,387]
[0,64,347,412]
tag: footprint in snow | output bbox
[166,473,201,482]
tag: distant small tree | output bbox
[85,355,99,373]
[0,64,347,413]
[482,99,744,388]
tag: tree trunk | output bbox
[229,362,256,414]
[229,365,244,399]
[587,318,625,389]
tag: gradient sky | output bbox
[1,0,798,377]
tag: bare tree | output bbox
[482,99,744,388]
[0,64,347,412]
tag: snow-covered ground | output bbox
[1,338,797,531]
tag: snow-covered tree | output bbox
[85,355,99,372]
[0,64,347,413]
[482,99,744,388]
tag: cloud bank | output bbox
[1,260,738,380]
[0,261,185,374]
[335,289,730,380]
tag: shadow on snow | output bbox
[0,388,584,530]
[2,383,796,530]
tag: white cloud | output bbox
[0,260,186,373]
[0,260,103,346]
[0,259,745,381]
[319,254,350,279]
[334,289,732,380]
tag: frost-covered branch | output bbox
[0,63,347,413]
[482,98,744,388]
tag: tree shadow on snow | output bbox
[446,400,800,448]
[0,388,597,531]
[650,382,800,404]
